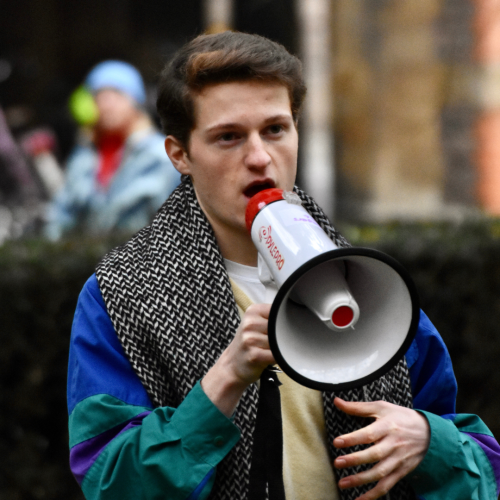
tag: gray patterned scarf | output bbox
[96,177,416,500]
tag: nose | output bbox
[244,133,271,170]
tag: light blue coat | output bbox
[45,128,180,240]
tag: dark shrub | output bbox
[1,220,499,498]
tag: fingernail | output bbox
[335,458,346,468]
[334,438,345,447]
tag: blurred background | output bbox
[0,1,499,499]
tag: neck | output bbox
[189,182,258,266]
[213,224,258,267]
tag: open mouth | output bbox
[243,181,276,199]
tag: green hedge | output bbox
[0,221,499,499]
[0,235,126,500]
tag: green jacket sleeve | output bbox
[406,411,498,500]
[73,382,240,500]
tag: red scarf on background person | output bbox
[96,133,125,188]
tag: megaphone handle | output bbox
[257,253,275,286]
[248,367,286,500]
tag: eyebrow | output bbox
[205,114,293,134]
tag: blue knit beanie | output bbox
[85,60,146,105]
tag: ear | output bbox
[164,136,191,176]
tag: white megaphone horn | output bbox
[245,188,420,391]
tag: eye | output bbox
[267,124,284,135]
[218,132,239,142]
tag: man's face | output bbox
[170,80,298,239]
[94,88,139,135]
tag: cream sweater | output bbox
[230,276,339,500]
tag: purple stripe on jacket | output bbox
[466,432,500,495]
[70,411,151,485]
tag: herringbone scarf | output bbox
[96,177,416,500]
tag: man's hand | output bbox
[333,398,430,500]
[201,303,274,416]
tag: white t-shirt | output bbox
[224,258,278,304]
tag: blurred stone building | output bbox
[0,0,498,223]
[332,0,480,221]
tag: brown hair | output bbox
[156,31,307,149]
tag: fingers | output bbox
[336,451,412,500]
[200,303,273,416]
[333,399,430,454]
[333,399,398,449]
[332,399,431,499]
[245,302,271,319]
[334,436,393,469]
[219,302,275,385]
[334,397,387,418]
[239,303,271,336]
[238,304,273,353]
[340,469,403,500]
[333,419,388,450]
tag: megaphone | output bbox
[245,188,419,391]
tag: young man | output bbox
[67,32,500,500]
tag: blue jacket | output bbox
[67,275,500,499]
[45,128,180,240]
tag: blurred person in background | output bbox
[5,103,65,200]
[18,125,65,200]
[44,60,180,240]
[0,105,44,243]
